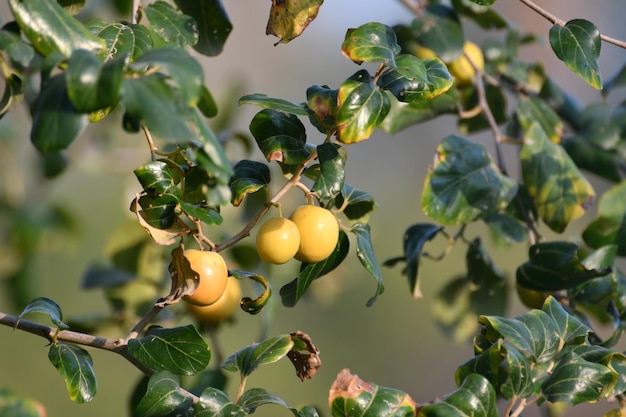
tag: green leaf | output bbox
[196,388,244,417]
[520,122,595,232]
[351,223,384,307]
[455,341,506,395]
[379,89,457,134]
[128,325,211,375]
[546,296,591,344]
[134,160,182,198]
[239,94,310,116]
[8,0,105,57]
[221,335,294,377]
[135,371,193,417]
[0,388,46,417]
[312,143,346,199]
[229,270,271,315]
[336,70,391,144]
[66,50,125,112]
[249,109,310,164]
[517,242,611,291]
[500,345,535,399]
[191,110,232,185]
[180,202,223,226]
[280,230,350,307]
[18,297,69,330]
[129,24,154,60]
[306,85,339,134]
[0,29,35,67]
[329,369,417,417]
[174,0,232,56]
[31,74,89,153]
[48,343,97,403]
[197,85,218,118]
[334,184,377,224]
[131,48,204,107]
[419,373,497,417]
[412,5,464,63]
[542,352,613,404]
[238,388,293,414]
[399,223,442,298]
[483,213,528,244]
[265,0,323,44]
[583,181,626,256]
[422,135,518,225]
[562,136,622,183]
[515,96,563,144]
[137,194,179,229]
[122,74,194,141]
[94,22,135,59]
[341,22,400,66]
[466,0,496,5]
[549,19,602,90]
[378,57,453,103]
[228,160,270,207]
[144,1,199,48]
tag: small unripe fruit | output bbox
[256,217,301,264]
[182,250,229,307]
[290,205,339,263]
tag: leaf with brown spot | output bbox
[266,0,324,45]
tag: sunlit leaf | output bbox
[240,93,310,116]
[239,388,293,414]
[516,96,563,144]
[341,22,400,66]
[95,22,135,59]
[306,85,338,134]
[266,0,324,45]
[18,297,69,329]
[228,160,270,207]
[378,57,453,102]
[419,373,497,417]
[312,143,346,199]
[334,184,377,224]
[48,343,97,403]
[583,181,626,256]
[422,135,518,225]
[521,122,595,232]
[336,70,391,144]
[549,19,601,90]
[144,1,199,48]
[221,335,294,377]
[196,387,244,417]
[249,109,310,164]
[128,325,211,375]
[135,371,193,417]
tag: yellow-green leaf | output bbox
[265,0,324,45]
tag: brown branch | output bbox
[518,0,626,49]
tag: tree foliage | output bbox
[2,0,626,416]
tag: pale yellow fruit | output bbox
[256,217,301,264]
[290,205,339,263]
[186,277,242,324]
[447,41,485,86]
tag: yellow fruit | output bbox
[186,276,242,324]
[290,205,339,263]
[447,41,484,86]
[516,283,548,310]
[256,217,301,264]
[414,44,437,60]
[182,250,229,307]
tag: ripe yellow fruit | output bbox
[447,41,484,86]
[289,205,339,263]
[186,276,242,324]
[414,44,437,60]
[256,217,301,264]
[516,283,548,310]
[182,249,229,307]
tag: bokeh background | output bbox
[1,1,626,416]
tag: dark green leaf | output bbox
[249,109,310,164]
[135,371,193,417]
[180,202,222,226]
[542,352,613,404]
[543,296,591,344]
[336,70,391,144]
[483,213,528,244]
[95,22,135,59]
[516,97,563,144]
[379,89,457,133]
[137,194,179,229]
[198,85,218,118]
[239,94,310,116]
[412,5,464,63]
[422,135,518,225]
[400,223,442,298]
[521,122,595,232]
[228,160,270,207]
[549,19,601,90]
[8,0,105,57]
[334,184,377,223]
[466,238,505,286]
[517,241,611,291]
[341,22,400,66]
[312,143,346,199]
[539,77,584,130]
[144,1,199,48]
[378,57,453,103]
[604,62,626,95]
[455,341,505,396]
[329,369,417,417]
[66,50,125,112]
[583,181,626,255]
[191,110,232,185]
[229,270,271,315]
[129,24,154,60]
[174,0,232,56]
[31,74,88,153]
[128,325,210,375]
[351,223,384,307]
[221,335,294,377]
[196,388,244,417]
[306,85,338,134]
[561,135,622,183]
[48,343,97,403]
[280,230,349,307]
[419,373,497,417]
[238,388,292,414]
[18,297,68,329]
[134,160,181,197]
[122,74,194,141]
[0,29,35,67]
[465,0,496,5]
[500,345,535,399]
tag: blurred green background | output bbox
[1,1,626,417]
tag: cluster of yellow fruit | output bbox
[181,205,339,324]
[415,41,485,86]
[256,205,339,264]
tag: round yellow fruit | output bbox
[256,217,301,264]
[414,44,437,60]
[186,276,242,324]
[516,283,548,310]
[289,205,339,263]
[182,249,229,307]
[447,41,484,86]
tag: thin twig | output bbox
[518,0,626,49]
[141,124,158,161]
[131,0,141,24]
